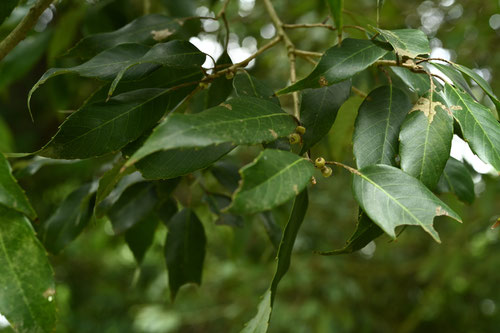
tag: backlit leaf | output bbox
[372,27,431,58]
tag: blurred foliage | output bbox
[0,0,499,332]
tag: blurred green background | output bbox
[0,0,499,332]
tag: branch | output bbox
[294,49,322,58]
[0,0,54,62]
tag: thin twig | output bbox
[378,65,392,85]
[294,49,323,58]
[283,23,366,33]
[216,0,231,19]
[0,0,54,61]
[415,57,455,66]
[325,161,360,175]
[351,86,368,99]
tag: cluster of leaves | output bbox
[0,0,499,332]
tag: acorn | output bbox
[314,157,326,169]
[321,166,333,178]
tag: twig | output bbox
[325,161,360,175]
[283,23,366,33]
[216,0,231,19]
[415,57,455,66]
[351,86,368,99]
[294,49,323,58]
[0,0,54,62]
[378,65,392,85]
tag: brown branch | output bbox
[0,0,54,62]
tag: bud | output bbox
[295,126,306,135]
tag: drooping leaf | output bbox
[136,144,234,180]
[95,171,144,218]
[276,38,390,95]
[442,83,500,171]
[326,0,343,40]
[39,86,196,159]
[205,52,233,108]
[391,66,430,96]
[0,0,17,25]
[241,290,272,333]
[270,189,308,304]
[233,72,280,105]
[67,14,180,59]
[205,194,244,228]
[126,97,297,166]
[39,182,97,254]
[299,80,351,154]
[372,27,431,59]
[353,85,411,169]
[430,62,475,98]
[125,213,160,264]
[437,157,475,204]
[227,149,314,214]
[399,92,454,189]
[107,182,158,234]
[317,210,383,255]
[13,156,76,179]
[352,164,462,242]
[165,209,206,301]
[0,153,36,219]
[452,63,500,109]
[0,206,56,333]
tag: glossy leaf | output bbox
[437,157,475,204]
[125,213,160,264]
[399,92,454,189]
[40,182,97,254]
[0,153,36,219]
[107,182,158,234]
[352,164,462,242]
[39,86,195,159]
[227,149,314,214]
[0,0,17,25]
[165,209,206,301]
[391,66,430,95]
[0,206,56,333]
[126,97,297,166]
[277,38,390,95]
[241,290,272,333]
[353,85,411,168]
[270,189,308,304]
[233,72,280,105]
[67,14,180,59]
[317,211,383,255]
[442,83,500,171]
[453,63,500,109]
[372,27,430,58]
[13,156,76,179]
[206,52,233,108]
[299,80,351,154]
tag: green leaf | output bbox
[136,144,234,180]
[95,158,134,207]
[205,194,244,228]
[125,213,160,264]
[227,149,314,214]
[276,38,390,95]
[39,86,196,159]
[67,14,180,59]
[13,156,76,179]
[260,212,282,249]
[353,85,411,169]
[241,290,272,333]
[429,62,475,98]
[299,80,351,154]
[437,157,475,204]
[0,153,36,219]
[0,0,17,25]
[233,72,280,105]
[352,164,462,242]
[399,92,454,189]
[391,66,430,96]
[452,63,500,109]
[442,83,500,171]
[205,52,233,108]
[372,27,430,59]
[165,209,206,301]
[126,96,297,166]
[0,206,56,333]
[95,171,144,218]
[211,161,241,192]
[317,211,383,255]
[326,0,343,39]
[39,182,97,254]
[0,116,14,153]
[270,189,308,304]
[156,197,179,226]
[107,182,158,234]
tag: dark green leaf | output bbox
[260,211,282,249]
[352,164,462,242]
[107,182,158,234]
[353,85,411,168]
[136,144,234,180]
[442,83,500,171]
[95,171,144,218]
[326,0,343,39]
[372,27,431,58]
[227,149,314,214]
[399,92,454,189]
[0,153,36,219]
[13,156,76,180]
[206,52,233,108]
[276,38,390,95]
[95,158,134,207]
[391,66,430,95]
[126,97,297,166]
[205,194,244,228]
[156,197,178,226]
[299,80,351,154]
[125,213,160,264]
[233,72,280,105]
[430,62,474,98]
[40,183,97,254]
[270,189,308,304]
[67,14,180,59]
[0,116,14,152]
[241,290,272,333]
[40,86,196,159]
[165,209,206,301]
[0,206,56,333]
[211,161,241,192]
[0,0,17,25]
[437,157,475,204]
[452,63,500,110]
